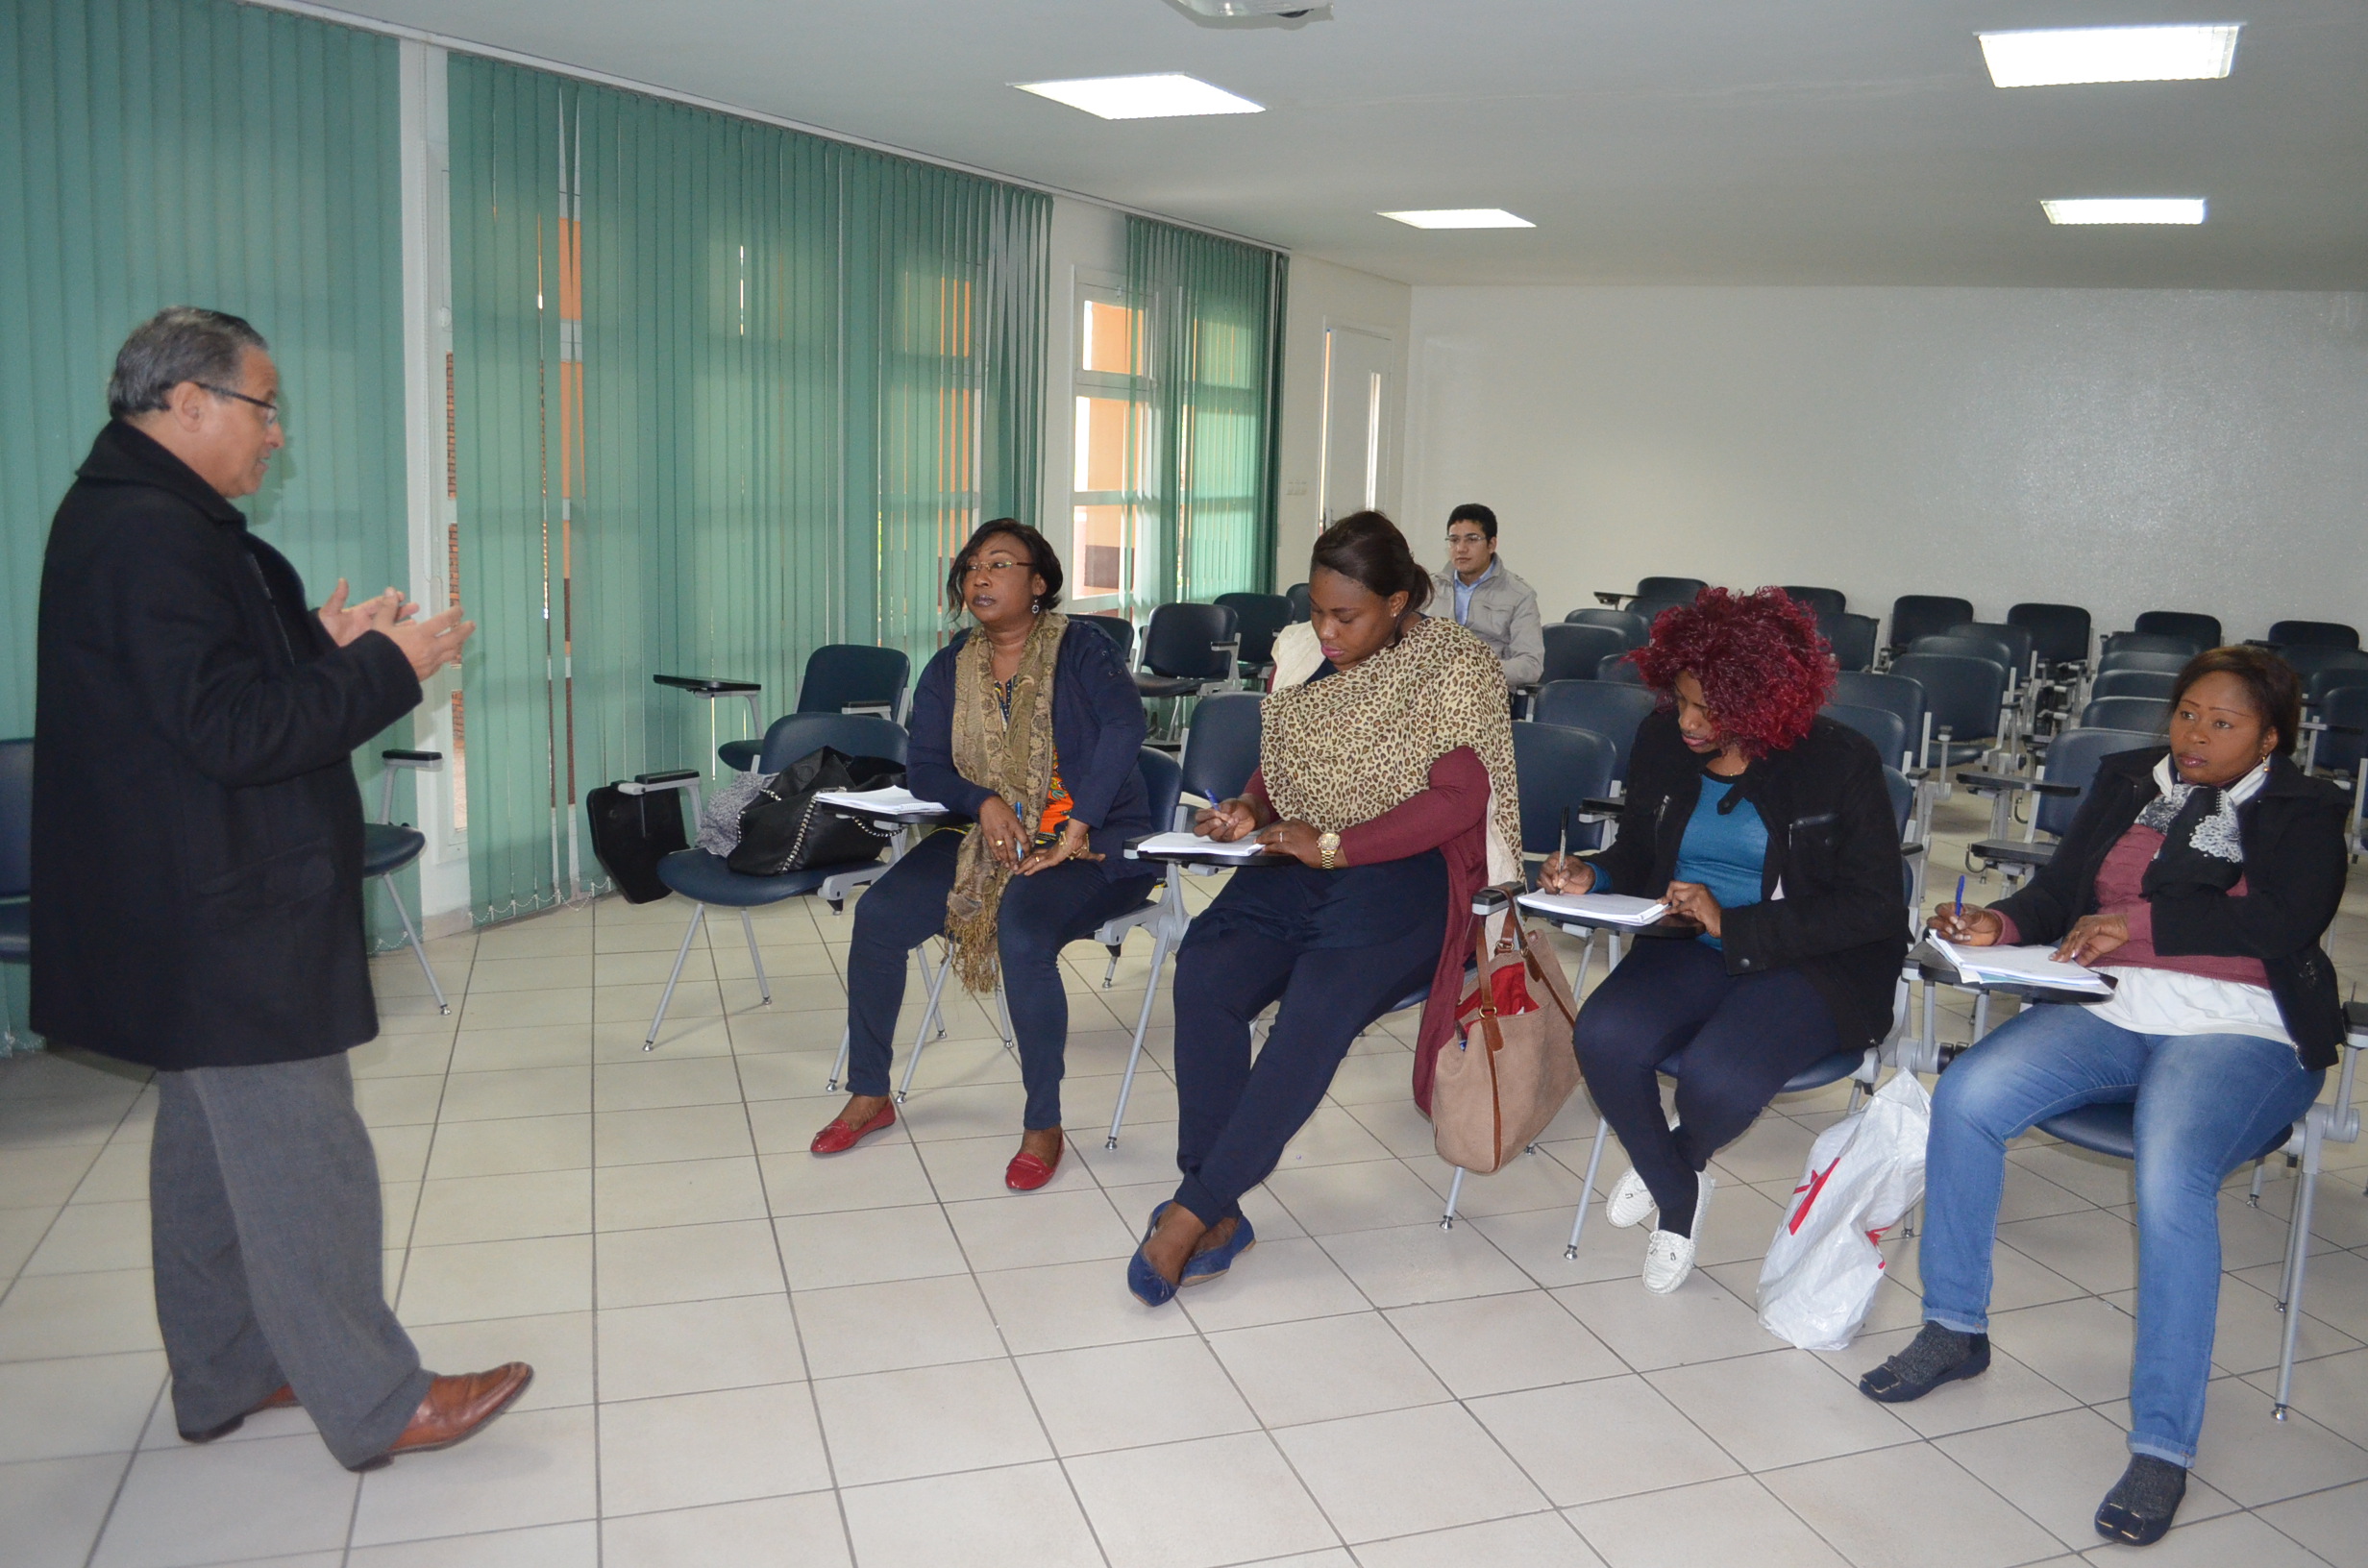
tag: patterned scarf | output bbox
[2137,752,2268,894]
[945,612,1066,993]
[1260,615,1521,879]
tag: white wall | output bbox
[1273,257,1412,589]
[1404,286,2368,646]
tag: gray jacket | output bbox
[1431,559,1543,688]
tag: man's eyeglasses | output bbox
[199,383,281,429]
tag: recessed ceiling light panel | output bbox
[1980,25,2239,88]
[2041,197,2208,226]
[1378,208,1535,230]
[1014,74,1263,120]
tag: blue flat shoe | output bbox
[1181,1215,1255,1286]
[1127,1244,1178,1307]
[1141,1201,1172,1245]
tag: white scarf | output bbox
[2136,754,2268,865]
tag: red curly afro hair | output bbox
[1628,587,1835,756]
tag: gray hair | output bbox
[107,306,268,418]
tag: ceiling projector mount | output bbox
[1171,0,1331,24]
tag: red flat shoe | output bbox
[1004,1138,1063,1191]
[810,1102,896,1155]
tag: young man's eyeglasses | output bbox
[199,383,282,428]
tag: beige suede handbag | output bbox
[1432,904,1583,1174]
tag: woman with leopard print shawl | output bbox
[1128,512,1520,1305]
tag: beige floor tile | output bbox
[1019,1336,1259,1456]
[425,1115,591,1180]
[1987,1297,2138,1405]
[353,1075,447,1128]
[1469,1373,1741,1507]
[348,1032,456,1081]
[21,1197,148,1275]
[813,1358,1050,1485]
[1650,1348,1918,1470]
[93,1433,358,1567]
[1568,1475,1844,1568]
[369,1123,435,1187]
[2241,1344,2368,1449]
[1210,1311,1449,1428]
[599,1015,736,1061]
[596,1219,785,1309]
[0,1266,162,1358]
[601,1491,847,1568]
[790,1272,1001,1379]
[594,1104,755,1166]
[1066,1431,1339,1568]
[0,1145,102,1209]
[0,1452,136,1568]
[397,1236,593,1324]
[2077,1507,2335,1568]
[599,1382,830,1516]
[944,1187,1135,1272]
[1937,1408,2239,1551]
[758,1139,937,1215]
[0,1350,164,1463]
[1759,1442,2064,1568]
[1386,1290,1624,1398]
[349,1405,598,1545]
[914,1130,1092,1204]
[347,1520,598,1567]
[2254,1479,2368,1568]
[1265,1159,1453,1237]
[439,1066,590,1123]
[1549,1269,1777,1371]
[1814,1326,2081,1438]
[470,956,596,993]
[1315,1218,1535,1309]
[461,989,595,1031]
[1275,1402,1550,1543]
[447,1026,594,1074]
[0,1205,51,1283]
[412,1169,592,1246]
[1356,1511,1603,1568]
[2185,1375,2368,1507]
[973,1258,1198,1356]
[839,1461,1103,1568]
[1176,1236,1371,1333]
[774,1203,967,1291]
[594,1155,769,1231]
[596,1293,804,1400]
[593,1056,747,1114]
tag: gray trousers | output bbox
[153,1052,432,1469]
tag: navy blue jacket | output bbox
[907,620,1154,880]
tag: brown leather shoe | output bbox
[377,1363,533,1463]
[179,1383,299,1443]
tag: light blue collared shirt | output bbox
[1451,557,1497,626]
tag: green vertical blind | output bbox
[0,0,412,1020]
[449,59,1047,921]
[1125,217,1287,602]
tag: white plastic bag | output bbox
[1756,1070,1931,1352]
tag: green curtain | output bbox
[0,0,409,1041]
[1125,217,1287,602]
[449,59,1047,921]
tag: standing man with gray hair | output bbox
[1431,502,1543,691]
[33,307,527,1471]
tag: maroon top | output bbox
[1998,822,2270,988]
[1246,746,1493,1109]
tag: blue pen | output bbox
[1954,875,1965,923]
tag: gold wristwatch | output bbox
[1317,830,1342,870]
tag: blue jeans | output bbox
[1918,1002,2322,1466]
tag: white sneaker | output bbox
[1641,1175,1715,1295]
[1606,1167,1657,1229]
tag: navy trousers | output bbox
[1170,916,1443,1225]
[1572,938,1841,1235]
[844,828,1154,1129]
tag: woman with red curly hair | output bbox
[1540,588,1908,1293]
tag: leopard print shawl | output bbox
[1260,614,1520,879]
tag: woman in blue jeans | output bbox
[1860,648,2349,1546]
[806,521,1154,1190]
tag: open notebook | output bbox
[1129,831,1274,861]
[1927,937,2115,995]
[1516,892,1672,926]
[812,787,950,817]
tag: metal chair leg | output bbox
[1102,943,1122,989]
[2275,1121,2324,1418]
[898,942,958,1103]
[995,981,1015,1052]
[740,909,771,1006]
[382,872,448,1015]
[1106,929,1171,1148]
[1566,1116,1614,1259]
[1441,1166,1467,1230]
[826,1026,849,1091]
[644,903,705,1050]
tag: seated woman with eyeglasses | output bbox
[806,521,1156,1191]
[1859,647,2347,1548]
[1128,511,1523,1304]
[1538,588,1908,1296]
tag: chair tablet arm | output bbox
[381,749,444,769]
[1955,770,2079,797]
[1592,591,1633,606]
[1473,887,1512,917]
[653,674,762,695]
[626,770,701,792]
[1579,796,1626,818]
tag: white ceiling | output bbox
[320,0,2368,288]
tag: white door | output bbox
[1319,325,1394,525]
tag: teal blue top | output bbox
[1672,776,1767,949]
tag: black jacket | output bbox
[1587,712,1909,1049]
[1988,747,2348,1070]
[31,421,422,1068]
[906,622,1155,880]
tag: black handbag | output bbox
[585,783,688,903]
[727,747,906,876]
